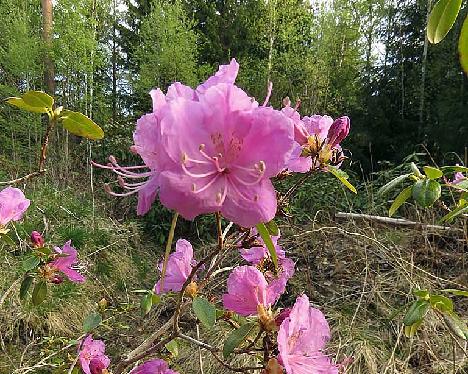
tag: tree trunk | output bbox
[419,0,432,134]
[41,0,55,95]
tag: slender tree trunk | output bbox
[41,0,55,95]
[419,0,432,134]
[112,0,118,123]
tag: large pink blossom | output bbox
[49,241,85,283]
[278,295,338,374]
[130,358,179,374]
[154,239,196,294]
[78,335,110,374]
[0,187,30,226]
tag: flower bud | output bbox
[51,275,64,284]
[275,308,291,328]
[263,358,283,374]
[185,281,198,298]
[31,231,45,248]
[98,298,108,310]
[327,116,350,148]
[258,304,276,331]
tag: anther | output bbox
[117,176,125,188]
[199,144,206,151]
[258,161,266,173]
[191,183,196,192]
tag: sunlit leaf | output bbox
[443,312,468,340]
[429,294,453,313]
[32,281,47,306]
[413,289,430,300]
[403,300,430,326]
[5,97,49,114]
[256,222,278,270]
[378,174,411,195]
[22,91,54,110]
[328,165,357,193]
[60,110,104,140]
[460,15,468,74]
[192,297,216,329]
[423,166,443,179]
[440,165,468,173]
[223,322,255,359]
[442,289,468,297]
[389,186,412,217]
[165,339,179,357]
[412,179,441,207]
[427,0,462,43]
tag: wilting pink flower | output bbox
[49,241,85,283]
[130,358,179,374]
[278,295,338,374]
[78,335,110,374]
[0,187,30,226]
[452,172,465,184]
[31,231,44,247]
[154,239,196,294]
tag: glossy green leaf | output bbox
[440,165,468,173]
[60,110,104,140]
[451,179,468,192]
[429,294,453,312]
[442,289,468,297]
[152,294,161,305]
[328,165,357,193]
[427,0,462,43]
[5,97,49,114]
[443,312,468,340]
[413,289,430,300]
[404,319,423,337]
[83,312,102,332]
[223,322,255,359]
[389,186,412,217]
[192,297,216,329]
[32,280,47,306]
[22,255,40,272]
[460,15,468,74]
[412,179,441,207]
[140,293,153,316]
[403,300,430,326]
[256,222,278,270]
[440,201,468,223]
[265,220,279,236]
[423,166,443,179]
[165,339,179,357]
[378,174,411,195]
[22,91,54,110]
[20,276,34,300]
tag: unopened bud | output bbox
[327,116,350,148]
[185,281,198,298]
[263,358,283,374]
[90,358,108,374]
[98,298,108,310]
[51,275,64,284]
[31,231,45,248]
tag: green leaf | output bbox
[443,312,468,340]
[423,166,443,179]
[165,339,179,357]
[140,293,153,316]
[412,179,441,207]
[404,319,423,337]
[5,97,49,114]
[413,289,430,300]
[192,297,216,329]
[0,233,15,246]
[440,201,468,223]
[223,322,255,359]
[256,222,278,270]
[264,220,279,236]
[440,165,468,173]
[451,179,468,192]
[403,300,430,326]
[83,312,102,332]
[22,255,40,272]
[378,174,411,195]
[328,165,357,193]
[20,276,34,300]
[152,294,161,305]
[429,294,453,313]
[60,110,104,140]
[32,281,47,306]
[460,15,468,74]
[389,186,412,217]
[427,0,462,44]
[22,91,54,110]
[442,289,468,297]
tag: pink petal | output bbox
[196,59,239,95]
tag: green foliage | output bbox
[459,16,468,73]
[256,222,278,270]
[427,0,462,43]
[83,312,102,332]
[222,322,256,359]
[192,297,216,329]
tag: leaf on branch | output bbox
[427,0,462,44]
[223,322,256,359]
[460,15,468,74]
[83,312,102,332]
[439,201,468,223]
[165,339,179,357]
[22,255,40,272]
[192,297,216,329]
[23,91,54,110]
[442,289,468,297]
[429,294,454,313]
[5,97,49,114]
[60,110,104,140]
[403,300,430,326]
[32,280,47,306]
[443,312,468,340]
[256,222,278,270]
[423,166,443,179]
[389,186,412,217]
[20,276,34,300]
[328,165,357,193]
[412,179,441,207]
[378,174,411,195]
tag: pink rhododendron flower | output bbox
[130,358,179,374]
[0,187,30,226]
[278,295,338,374]
[154,239,196,294]
[452,172,465,184]
[78,335,110,374]
[31,231,44,247]
[49,241,85,283]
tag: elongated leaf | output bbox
[423,166,443,179]
[165,339,179,357]
[460,15,468,74]
[32,281,47,306]
[427,0,462,43]
[192,297,216,329]
[442,289,468,297]
[451,179,468,192]
[20,276,34,300]
[443,312,468,339]
[223,322,255,359]
[256,222,278,270]
[378,174,411,195]
[22,91,54,109]
[403,300,430,326]
[413,289,430,300]
[265,220,279,236]
[440,165,468,173]
[429,295,453,312]
[83,312,102,332]
[5,97,49,114]
[404,319,423,337]
[412,179,441,207]
[328,165,357,193]
[389,186,412,217]
[440,201,468,223]
[22,255,40,272]
[140,293,153,316]
[60,110,104,140]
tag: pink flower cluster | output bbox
[49,240,85,283]
[0,187,30,227]
[95,60,350,228]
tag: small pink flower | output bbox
[130,358,179,374]
[154,239,196,294]
[31,231,45,248]
[49,241,85,283]
[78,335,110,374]
[453,172,465,184]
[0,187,30,226]
[278,295,338,374]
[327,116,350,148]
